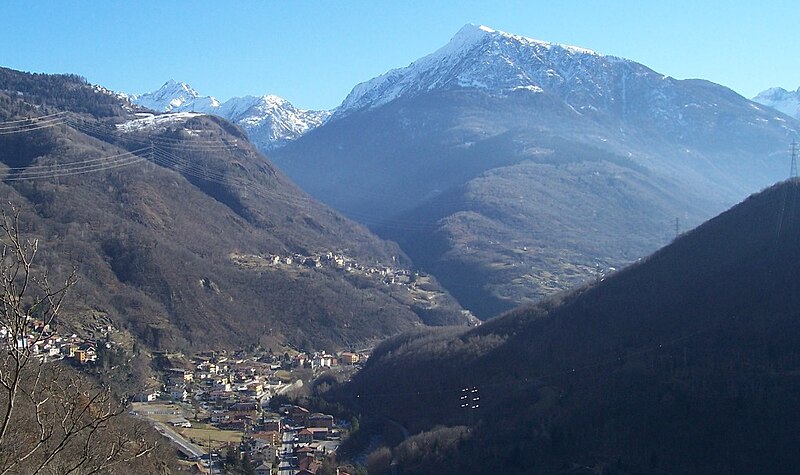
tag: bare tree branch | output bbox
[0,204,160,474]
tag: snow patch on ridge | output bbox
[116,112,202,133]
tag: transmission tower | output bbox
[460,387,480,427]
[791,141,798,180]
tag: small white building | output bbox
[312,353,333,369]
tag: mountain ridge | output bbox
[335,23,649,118]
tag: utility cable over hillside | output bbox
[151,146,230,184]
[3,112,585,251]
[0,112,67,135]
[60,114,478,233]
[3,148,149,181]
[0,113,151,180]
[65,115,241,151]
[0,112,240,184]
[66,115,502,232]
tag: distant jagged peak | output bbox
[753,86,800,120]
[221,94,303,118]
[130,83,332,150]
[261,94,291,106]
[753,86,800,100]
[133,81,308,115]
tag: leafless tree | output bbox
[0,205,158,474]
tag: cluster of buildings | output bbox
[0,317,103,365]
[256,404,347,475]
[178,400,346,474]
[291,350,361,369]
[139,349,366,421]
[238,250,420,287]
[136,347,367,474]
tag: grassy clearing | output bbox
[176,425,244,448]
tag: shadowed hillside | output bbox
[339,180,800,474]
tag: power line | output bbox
[0,117,66,135]
[66,117,241,151]
[68,117,490,218]
[3,148,149,182]
[0,113,152,180]
[151,148,232,185]
[0,111,67,126]
[64,115,475,231]
[2,147,148,172]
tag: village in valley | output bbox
[0,250,431,475]
[129,346,370,475]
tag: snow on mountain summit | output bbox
[131,82,330,150]
[336,23,614,116]
[217,94,331,150]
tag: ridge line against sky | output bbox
[1,0,798,111]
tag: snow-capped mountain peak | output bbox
[752,86,800,120]
[130,82,330,150]
[132,79,219,112]
[162,79,200,98]
[336,23,609,116]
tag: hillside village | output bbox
[1,315,110,365]
[231,250,417,286]
[231,249,469,317]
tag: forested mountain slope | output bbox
[340,180,800,474]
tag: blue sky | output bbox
[1,1,797,110]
